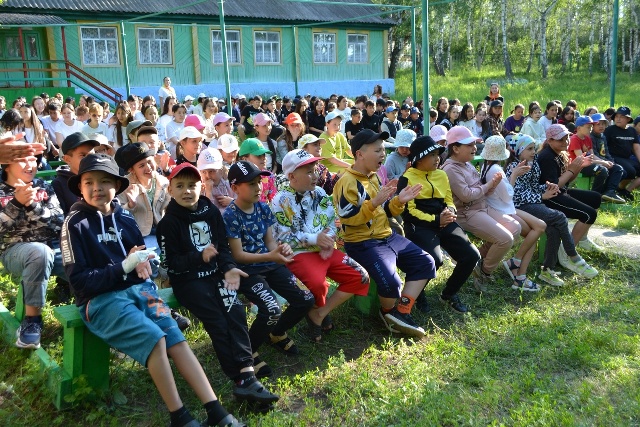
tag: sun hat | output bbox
[591,113,608,123]
[184,114,205,130]
[168,162,201,181]
[212,112,235,127]
[61,132,99,156]
[228,160,270,185]
[546,124,571,140]
[218,134,239,153]
[409,136,445,167]
[429,125,448,143]
[197,147,223,171]
[445,126,481,146]
[68,153,128,197]
[614,106,632,120]
[575,116,596,127]
[394,129,417,148]
[385,106,398,114]
[350,129,390,153]
[297,134,326,149]
[325,111,343,122]
[115,142,155,171]
[253,113,273,127]
[512,133,536,156]
[282,149,323,176]
[179,126,203,141]
[283,112,303,125]
[238,138,271,157]
[480,135,510,161]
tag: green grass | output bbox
[394,67,640,113]
[1,242,640,426]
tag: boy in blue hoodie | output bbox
[60,154,244,427]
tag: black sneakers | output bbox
[233,376,279,404]
[439,294,468,313]
[383,308,425,338]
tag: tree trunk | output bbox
[539,0,559,79]
[388,35,404,79]
[526,21,537,74]
[501,0,514,79]
[589,15,595,74]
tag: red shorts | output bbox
[286,250,369,307]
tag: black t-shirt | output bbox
[604,124,638,159]
[536,145,566,192]
[241,105,262,134]
[361,110,380,132]
[344,121,363,138]
[307,111,326,137]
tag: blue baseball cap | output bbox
[591,113,607,123]
[385,106,398,114]
[575,116,596,127]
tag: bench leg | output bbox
[352,279,380,316]
[538,232,547,265]
[15,284,25,322]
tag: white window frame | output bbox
[211,29,241,65]
[79,26,120,66]
[254,31,281,65]
[313,32,336,64]
[137,27,172,65]
[347,33,368,64]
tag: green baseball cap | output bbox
[238,138,272,157]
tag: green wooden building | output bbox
[0,0,395,101]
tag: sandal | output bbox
[305,315,323,343]
[512,276,541,292]
[269,333,299,355]
[502,258,519,280]
[252,352,273,378]
[216,414,247,427]
[232,376,280,403]
[321,314,335,334]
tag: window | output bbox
[254,31,280,64]
[138,28,172,65]
[4,36,21,58]
[80,27,119,65]
[313,33,336,64]
[212,30,241,64]
[27,36,38,59]
[347,34,368,63]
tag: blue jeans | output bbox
[0,242,67,308]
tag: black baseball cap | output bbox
[62,132,99,156]
[409,136,444,167]
[115,142,154,171]
[68,153,129,197]
[349,129,389,153]
[228,160,270,185]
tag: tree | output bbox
[500,0,514,79]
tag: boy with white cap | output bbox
[197,147,234,214]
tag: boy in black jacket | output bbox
[157,163,279,404]
[61,154,244,427]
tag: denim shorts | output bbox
[79,281,185,366]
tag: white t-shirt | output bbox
[484,163,516,215]
[156,115,173,142]
[335,107,351,133]
[55,120,84,141]
[538,116,554,132]
[82,122,109,137]
[158,86,176,103]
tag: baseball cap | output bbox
[591,113,608,123]
[137,125,158,137]
[400,104,410,111]
[184,95,194,102]
[409,136,445,167]
[212,112,234,127]
[545,124,571,140]
[197,147,223,171]
[283,113,303,125]
[429,125,448,143]
[228,160,270,185]
[575,116,596,127]
[179,126,203,141]
[489,100,504,108]
[614,106,632,120]
[282,149,323,175]
[297,134,326,149]
[350,129,390,153]
[115,142,155,171]
[253,113,273,127]
[634,116,640,126]
[410,107,420,115]
[218,134,239,153]
[325,111,343,122]
[168,162,201,181]
[61,132,99,156]
[385,106,398,114]
[125,120,152,137]
[184,114,205,130]
[197,92,207,99]
[394,129,417,148]
[445,126,481,146]
[68,153,128,197]
[238,138,272,157]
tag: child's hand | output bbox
[125,184,141,206]
[316,229,335,249]
[603,161,614,169]
[13,179,38,206]
[216,195,233,207]
[135,260,153,280]
[224,268,248,291]
[202,244,218,263]
[542,181,560,200]
[155,151,170,171]
[512,160,531,177]
[269,243,293,264]
[371,183,397,207]
[569,155,586,173]
[123,245,156,274]
[204,179,214,196]
[439,207,456,227]
[397,183,423,204]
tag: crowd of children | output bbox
[0,86,639,426]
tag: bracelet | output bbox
[566,170,575,175]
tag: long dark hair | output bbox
[113,103,133,147]
[161,96,176,116]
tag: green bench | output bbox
[51,287,179,409]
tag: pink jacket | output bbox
[442,158,493,216]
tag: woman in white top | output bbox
[479,135,545,291]
[520,103,546,148]
[54,103,84,147]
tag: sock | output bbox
[380,305,393,314]
[397,294,415,314]
[512,258,522,268]
[204,400,230,426]
[26,315,43,324]
[515,274,526,281]
[169,406,194,427]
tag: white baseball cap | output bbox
[197,147,223,170]
[218,134,239,153]
[282,149,323,176]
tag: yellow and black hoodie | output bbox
[397,167,455,229]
